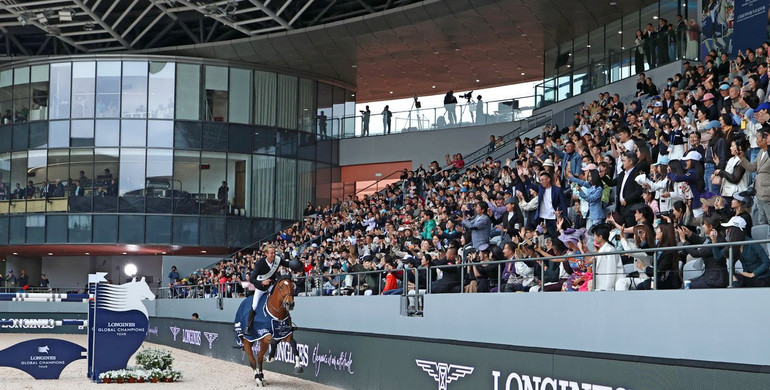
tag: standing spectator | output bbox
[39,273,50,291]
[590,225,623,291]
[317,110,328,136]
[360,105,370,137]
[443,91,457,125]
[476,95,484,124]
[535,171,568,236]
[168,265,180,296]
[382,105,392,134]
[0,183,7,200]
[616,152,644,228]
[16,268,29,291]
[741,127,770,223]
[461,201,491,250]
[4,270,15,292]
[25,180,36,199]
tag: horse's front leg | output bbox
[241,337,256,371]
[287,335,304,374]
[265,339,279,363]
[256,335,273,387]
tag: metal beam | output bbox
[130,12,166,47]
[288,0,315,26]
[204,19,218,43]
[145,18,177,48]
[247,0,292,30]
[36,36,52,55]
[71,0,131,48]
[355,0,376,14]
[276,0,293,16]
[0,27,29,56]
[174,0,254,36]
[309,0,336,27]
[110,0,139,30]
[120,2,155,38]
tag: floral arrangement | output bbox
[98,348,181,383]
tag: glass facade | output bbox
[0,57,342,248]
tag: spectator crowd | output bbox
[170,41,770,299]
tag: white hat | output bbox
[543,159,555,167]
[682,151,702,161]
[721,216,747,230]
[536,139,545,145]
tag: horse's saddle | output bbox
[235,293,292,342]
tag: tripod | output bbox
[404,94,422,132]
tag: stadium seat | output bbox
[751,224,770,255]
[682,258,705,281]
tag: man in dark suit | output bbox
[534,171,567,237]
[246,245,291,334]
[615,152,644,229]
[72,180,85,196]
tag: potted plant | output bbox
[136,348,173,370]
[98,370,113,384]
[135,369,147,383]
[149,369,163,383]
[114,369,126,384]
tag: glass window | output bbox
[175,63,200,120]
[46,149,68,202]
[343,89,355,138]
[199,151,226,215]
[68,215,91,243]
[30,64,49,121]
[331,86,345,138]
[226,218,250,248]
[0,126,10,152]
[317,83,332,137]
[0,216,7,245]
[229,68,251,124]
[148,120,173,148]
[70,149,93,212]
[120,119,146,147]
[95,119,119,146]
[316,162,331,207]
[145,215,171,243]
[173,150,200,215]
[72,62,95,118]
[71,119,94,147]
[13,67,30,123]
[0,153,8,198]
[48,120,69,148]
[174,121,201,149]
[9,215,24,244]
[148,62,175,119]
[28,122,47,149]
[94,148,118,212]
[252,155,274,218]
[118,148,146,213]
[229,123,252,153]
[205,66,228,122]
[26,215,45,243]
[275,157,295,219]
[0,70,14,125]
[277,129,297,156]
[298,132,316,160]
[96,61,121,118]
[118,215,144,243]
[298,79,316,133]
[50,63,71,120]
[202,122,227,151]
[172,216,198,245]
[296,160,314,220]
[227,153,251,217]
[92,215,117,242]
[253,126,275,154]
[146,149,173,214]
[199,217,225,246]
[27,150,46,198]
[254,70,276,126]
[121,62,148,118]
[12,124,28,151]
[276,74,297,129]
[46,215,67,243]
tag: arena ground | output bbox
[0,333,341,390]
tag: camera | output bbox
[655,211,672,218]
[459,91,473,102]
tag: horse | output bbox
[234,278,303,387]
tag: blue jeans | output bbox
[749,148,760,183]
[704,163,716,194]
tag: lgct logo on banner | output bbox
[204,332,218,349]
[415,359,474,390]
[169,326,180,341]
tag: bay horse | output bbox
[235,277,303,387]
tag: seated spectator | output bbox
[636,221,682,290]
[712,216,770,287]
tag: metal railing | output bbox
[535,26,698,108]
[155,237,770,300]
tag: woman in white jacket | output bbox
[714,137,750,201]
[615,225,654,290]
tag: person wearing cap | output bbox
[667,152,705,212]
[730,191,754,235]
[740,127,770,223]
[711,216,770,287]
[702,92,719,121]
[716,82,731,114]
[566,164,604,229]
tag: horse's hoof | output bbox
[294,367,303,374]
[265,357,274,363]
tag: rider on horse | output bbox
[246,244,291,335]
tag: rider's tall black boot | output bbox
[245,309,256,335]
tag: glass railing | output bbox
[535,27,700,108]
[321,95,537,139]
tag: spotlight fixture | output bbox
[16,15,27,26]
[58,9,72,22]
[36,12,47,24]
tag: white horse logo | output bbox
[97,277,155,317]
[37,346,50,354]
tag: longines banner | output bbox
[146,318,770,390]
[0,313,87,334]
